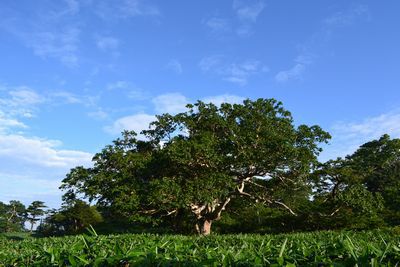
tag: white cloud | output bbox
[0,112,27,133]
[50,91,83,104]
[0,131,91,208]
[0,172,63,208]
[199,55,223,71]
[0,87,44,119]
[203,17,231,32]
[152,93,189,114]
[27,27,80,67]
[275,5,369,84]
[107,81,148,100]
[8,88,44,106]
[320,111,400,162]
[106,92,245,136]
[107,81,130,90]
[96,36,120,53]
[275,54,313,83]
[105,113,155,135]
[0,2,81,67]
[232,0,265,37]
[166,59,183,74]
[199,56,268,85]
[88,109,109,120]
[236,24,254,38]
[0,134,92,168]
[64,0,80,14]
[324,5,369,26]
[94,0,159,20]
[233,0,265,22]
[0,84,93,207]
[202,94,245,106]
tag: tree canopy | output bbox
[61,98,330,234]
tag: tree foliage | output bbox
[26,201,47,233]
[0,200,26,232]
[61,99,330,234]
[40,200,103,235]
[312,134,400,229]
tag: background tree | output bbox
[347,134,400,225]
[0,200,26,232]
[26,201,47,233]
[312,135,400,229]
[61,99,330,235]
[39,200,103,235]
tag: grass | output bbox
[1,228,400,266]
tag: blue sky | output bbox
[1,0,400,208]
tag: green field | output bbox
[1,228,400,266]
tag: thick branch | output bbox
[210,197,231,220]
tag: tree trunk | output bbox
[198,219,212,235]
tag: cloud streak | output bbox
[166,59,183,74]
[275,4,369,83]
[94,0,160,20]
[199,55,268,85]
[320,110,400,162]
[275,55,313,83]
[233,0,265,22]
[105,93,245,136]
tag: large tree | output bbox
[61,99,330,235]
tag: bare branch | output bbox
[212,197,231,220]
[329,207,341,216]
[274,200,297,216]
[246,180,268,190]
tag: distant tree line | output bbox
[0,200,46,233]
[2,99,399,236]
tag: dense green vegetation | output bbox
[1,228,400,266]
[1,98,400,264]
[60,98,330,235]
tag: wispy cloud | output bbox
[320,110,400,162]
[0,134,92,168]
[202,94,245,106]
[166,59,183,74]
[324,5,369,27]
[275,4,369,84]
[64,0,80,15]
[96,35,120,55]
[0,133,92,207]
[88,109,109,121]
[94,0,160,20]
[49,91,84,105]
[203,17,231,33]
[199,55,268,85]
[233,0,265,22]
[275,54,314,83]
[107,81,149,100]
[0,86,45,119]
[105,92,245,136]
[104,113,155,135]
[0,2,81,67]
[27,27,80,66]
[0,112,27,133]
[152,93,189,114]
[233,0,265,37]
[202,0,265,38]
[0,172,64,208]
[0,84,93,206]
